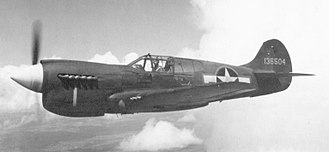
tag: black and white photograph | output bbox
[0,0,327,151]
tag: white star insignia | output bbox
[217,68,238,82]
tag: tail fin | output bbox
[245,39,292,73]
[244,39,313,96]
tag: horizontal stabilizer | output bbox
[276,73,315,77]
[254,71,314,78]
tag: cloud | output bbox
[123,52,139,64]
[185,0,329,68]
[0,64,59,128]
[88,51,120,64]
[42,55,63,60]
[88,51,139,65]
[184,0,329,151]
[88,51,140,65]
[177,113,196,123]
[176,47,200,59]
[119,118,202,151]
[0,65,39,112]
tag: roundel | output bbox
[216,67,239,83]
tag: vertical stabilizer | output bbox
[245,39,292,73]
[244,39,292,95]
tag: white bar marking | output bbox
[203,75,217,83]
[238,77,250,83]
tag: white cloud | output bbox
[177,113,196,123]
[184,0,329,68]
[176,47,201,60]
[123,52,139,64]
[186,0,329,151]
[88,51,139,65]
[0,65,39,112]
[88,51,120,64]
[42,55,63,60]
[119,118,202,151]
[0,64,59,128]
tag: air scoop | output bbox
[11,64,43,93]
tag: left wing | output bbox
[108,87,190,101]
[109,82,256,111]
[207,88,256,102]
[108,87,207,112]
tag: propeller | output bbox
[32,20,41,65]
[11,20,45,121]
[31,20,43,122]
[30,20,78,107]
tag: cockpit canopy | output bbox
[128,54,173,72]
[128,54,203,73]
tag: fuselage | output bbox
[12,50,293,117]
[39,54,261,117]
[10,31,307,118]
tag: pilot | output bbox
[156,65,164,72]
[153,58,166,72]
[152,59,159,71]
[164,60,173,72]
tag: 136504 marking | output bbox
[264,58,286,65]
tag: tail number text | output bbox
[264,58,286,65]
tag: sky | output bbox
[0,0,203,66]
[1,0,329,152]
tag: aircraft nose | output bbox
[11,64,43,93]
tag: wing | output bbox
[108,87,210,113]
[207,88,257,102]
[108,87,189,101]
[109,82,256,113]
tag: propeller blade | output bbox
[32,20,43,121]
[32,20,42,65]
[35,93,43,122]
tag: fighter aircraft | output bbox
[11,21,313,117]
